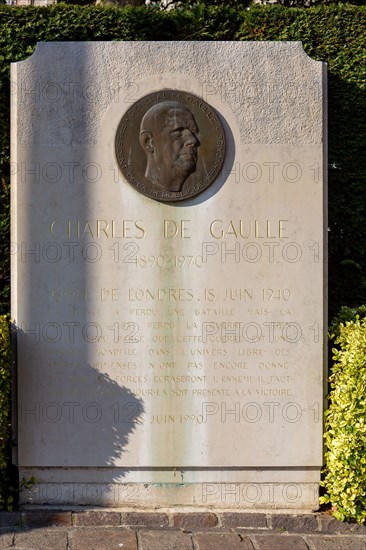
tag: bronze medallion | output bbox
[115,90,226,202]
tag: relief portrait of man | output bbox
[115,90,225,202]
[139,101,201,193]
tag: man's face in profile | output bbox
[140,102,200,192]
[153,107,200,189]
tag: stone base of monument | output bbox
[19,471,319,511]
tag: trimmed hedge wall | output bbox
[0,315,14,510]
[2,4,365,318]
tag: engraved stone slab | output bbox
[11,42,327,510]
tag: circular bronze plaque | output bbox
[115,90,226,202]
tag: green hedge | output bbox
[321,310,366,523]
[1,3,365,317]
[329,305,366,342]
[0,315,14,510]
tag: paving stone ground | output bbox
[0,510,365,550]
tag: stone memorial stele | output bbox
[11,42,327,510]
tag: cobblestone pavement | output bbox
[1,510,366,549]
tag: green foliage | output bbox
[329,305,366,341]
[0,314,14,510]
[58,0,96,6]
[0,315,11,470]
[321,315,366,523]
[167,0,251,8]
[253,0,365,6]
[0,179,10,315]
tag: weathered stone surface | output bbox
[270,513,318,532]
[73,511,120,526]
[194,532,253,549]
[172,513,218,529]
[253,534,309,550]
[121,512,169,528]
[69,528,137,550]
[0,513,21,527]
[220,513,267,529]
[15,43,324,147]
[138,530,193,550]
[319,517,366,534]
[23,511,72,527]
[308,535,366,550]
[13,528,67,549]
[3,525,366,550]
[0,532,15,548]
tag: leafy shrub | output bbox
[0,179,10,316]
[321,313,366,523]
[164,0,251,7]
[253,0,364,6]
[0,314,14,510]
[58,0,96,5]
[329,305,366,341]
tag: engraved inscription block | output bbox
[12,42,327,510]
